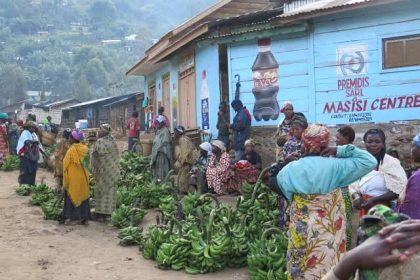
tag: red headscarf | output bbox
[302,124,330,153]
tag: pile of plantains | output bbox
[15,182,63,221]
[112,153,288,279]
[138,171,288,279]
[1,155,20,171]
[113,152,172,245]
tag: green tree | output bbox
[0,64,26,104]
[84,58,108,89]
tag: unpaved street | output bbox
[0,169,247,280]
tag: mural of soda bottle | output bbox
[251,38,280,121]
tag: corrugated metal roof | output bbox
[65,96,117,109]
[278,0,378,18]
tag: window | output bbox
[383,35,420,69]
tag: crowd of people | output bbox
[143,100,420,279]
[1,103,419,279]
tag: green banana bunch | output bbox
[159,195,176,219]
[247,227,288,280]
[156,234,191,270]
[41,198,63,220]
[186,209,231,274]
[180,193,201,216]
[15,184,31,196]
[111,204,146,228]
[1,155,20,171]
[142,221,172,260]
[31,188,55,206]
[228,215,249,268]
[118,226,143,246]
[241,181,254,201]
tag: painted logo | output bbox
[337,44,368,76]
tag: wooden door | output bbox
[179,71,196,129]
[162,76,170,120]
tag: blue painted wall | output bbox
[144,58,180,130]
[144,0,420,131]
[228,35,311,126]
[313,0,420,124]
[195,44,221,136]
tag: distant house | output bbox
[0,98,80,124]
[61,93,144,132]
[101,40,122,46]
[70,22,89,33]
[26,91,52,102]
[37,31,49,37]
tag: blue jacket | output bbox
[231,107,251,150]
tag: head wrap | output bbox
[71,129,84,141]
[302,124,330,153]
[199,142,213,153]
[413,133,420,147]
[0,112,8,119]
[337,125,355,143]
[100,123,111,132]
[212,139,226,152]
[280,101,293,113]
[22,121,36,129]
[230,99,243,108]
[63,128,72,139]
[291,116,308,129]
[244,138,256,147]
[156,115,166,124]
[175,125,185,134]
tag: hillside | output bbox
[0,0,217,103]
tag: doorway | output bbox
[179,68,196,129]
[219,44,230,105]
[162,74,170,127]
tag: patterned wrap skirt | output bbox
[287,188,347,280]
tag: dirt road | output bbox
[0,169,247,280]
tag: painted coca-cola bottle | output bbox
[251,38,280,121]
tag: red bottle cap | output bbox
[257,38,271,46]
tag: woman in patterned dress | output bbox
[206,140,230,195]
[0,113,9,165]
[271,124,377,279]
[90,124,120,222]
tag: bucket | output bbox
[140,138,153,156]
[79,119,88,129]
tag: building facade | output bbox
[128,0,420,164]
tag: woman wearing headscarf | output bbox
[277,118,308,228]
[7,118,19,155]
[350,129,407,217]
[206,140,230,195]
[397,133,420,219]
[189,142,212,194]
[16,122,39,185]
[227,138,261,194]
[173,125,199,193]
[90,124,119,221]
[53,128,72,192]
[0,113,9,165]
[61,129,91,225]
[274,101,307,162]
[270,124,377,279]
[151,115,172,182]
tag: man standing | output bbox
[127,111,140,151]
[230,100,251,161]
[173,125,198,193]
[216,102,230,148]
